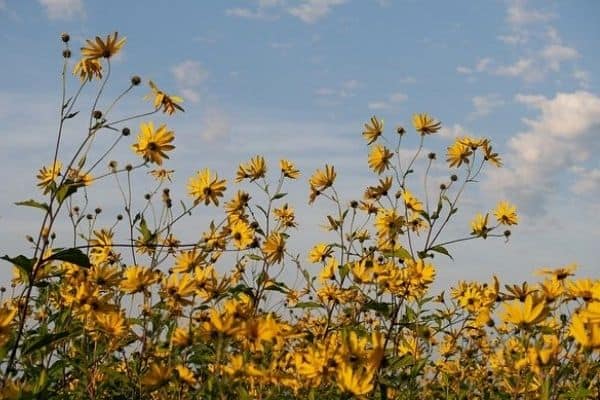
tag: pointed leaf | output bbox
[430,245,453,260]
[15,199,50,212]
[47,248,91,268]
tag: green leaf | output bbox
[47,248,91,268]
[77,155,86,169]
[419,210,430,223]
[14,199,49,212]
[137,217,156,243]
[246,254,263,261]
[339,263,350,280]
[430,245,453,260]
[1,254,35,277]
[23,331,74,355]
[256,205,268,218]
[382,247,412,261]
[271,192,287,200]
[294,302,324,309]
[64,111,79,119]
[55,180,82,204]
[362,300,391,317]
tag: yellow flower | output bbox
[412,113,441,135]
[470,213,489,238]
[309,164,337,203]
[235,155,267,182]
[493,201,518,226]
[0,303,17,347]
[483,140,502,167]
[67,168,93,186]
[88,229,117,265]
[73,58,103,81]
[501,294,548,327]
[172,250,203,274]
[280,159,300,179]
[263,232,286,264]
[131,122,175,165]
[274,203,297,228]
[570,312,600,349]
[368,144,393,174]
[160,273,196,307]
[535,263,577,281]
[336,363,374,396]
[228,220,255,250]
[147,80,184,115]
[308,243,334,263]
[171,327,192,347]
[309,164,336,191]
[374,208,405,239]
[148,168,174,182]
[402,189,424,213]
[120,265,160,294]
[81,32,126,59]
[36,160,62,192]
[95,311,127,338]
[141,363,171,389]
[362,116,384,145]
[241,314,281,352]
[175,364,197,386]
[187,168,227,206]
[446,139,473,168]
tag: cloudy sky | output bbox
[0,0,598,288]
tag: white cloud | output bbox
[541,44,579,72]
[314,79,360,105]
[456,58,492,75]
[494,58,543,82]
[438,123,472,140]
[506,0,554,26]
[226,7,272,20]
[171,60,208,103]
[288,0,347,23]
[368,92,407,111]
[497,32,528,45]
[38,0,84,20]
[486,91,600,215]
[200,108,230,142]
[470,94,504,119]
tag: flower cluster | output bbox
[0,33,598,400]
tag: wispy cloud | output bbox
[505,0,554,26]
[38,0,84,20]
[368,92,408,111]
[469,94,504,119]
[314,79,360,106]
[288,0,347,23]
[456,58,492,75]
[438,123,473,140]
[171,60,208,103]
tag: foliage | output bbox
[0,32,598,400]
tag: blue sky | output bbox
[0,0,598,287]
